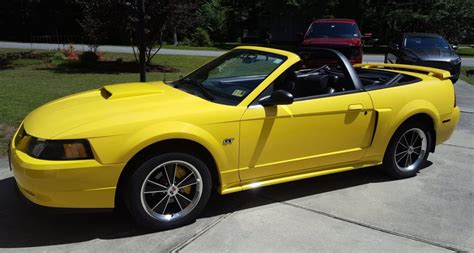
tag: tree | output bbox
[129,0,198,64]
[361,0,474,44]
[77,1,124,52]
[429,0,474,43]
[78,0,198,64]
[197,0,227,40]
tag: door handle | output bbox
[348,104,363,111]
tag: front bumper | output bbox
[10,133,125,208]
[450,63,461,81]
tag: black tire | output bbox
[125,152,212,230]
[382,121,432,179]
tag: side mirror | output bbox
[259,90,294,106]
[391,43,399,50]
[451,44,458,50]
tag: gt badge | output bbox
[223,138,234,145]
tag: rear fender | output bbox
[368,99,440,157]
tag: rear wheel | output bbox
[382,122,431,178]
[125,153,212,230]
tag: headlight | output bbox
[27,138,94,160]
[451,57,461,64]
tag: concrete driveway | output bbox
[0,81,472,252]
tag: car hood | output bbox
[302,37,362,47]
[23,81,232,139]
[405,47,456,61]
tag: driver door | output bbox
[238,91,375,181]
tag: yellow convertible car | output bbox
[9,46,459,230]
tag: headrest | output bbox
[302,74,329,92]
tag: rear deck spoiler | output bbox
[353,63,451,80]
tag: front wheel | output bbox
[382,122,431,179]
[125,153,212,230]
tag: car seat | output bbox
[293,74,335,98]
[273,71,297,93]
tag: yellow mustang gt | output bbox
[9,46,459,230]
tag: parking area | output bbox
[0,81,472,252]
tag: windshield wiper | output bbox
[175,78,215,101]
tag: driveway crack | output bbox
[169,212,234,253]
[441,143,474,150]
[260,194,467,252]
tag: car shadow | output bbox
[0,161,433,248]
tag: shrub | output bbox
[180,37,193,46]
[79,51,99,63]
[64,45,79,61]
[0,55,8,67]
[191,28,212,46]
[50,51,67,61]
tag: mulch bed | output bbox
[39,60,179,74]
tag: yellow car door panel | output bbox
[239,91,375,180]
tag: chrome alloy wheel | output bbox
[394,128,428,172]
[140,160,203,222]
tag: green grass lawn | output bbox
[457,47,474,57]
[0,49,214,157]
[460,66,474,85]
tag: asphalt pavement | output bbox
[0,41,473,66]
[0,81,472,252]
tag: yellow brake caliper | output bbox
[175,165,192,194]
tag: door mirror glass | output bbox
[451,44,458,50]
[259,90,294,106]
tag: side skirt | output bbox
[220,160,383,194]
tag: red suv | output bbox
[299,19,368,66]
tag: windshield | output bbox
[403,36,450,49]
[306,23,360,39]
[172,50,287,105]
